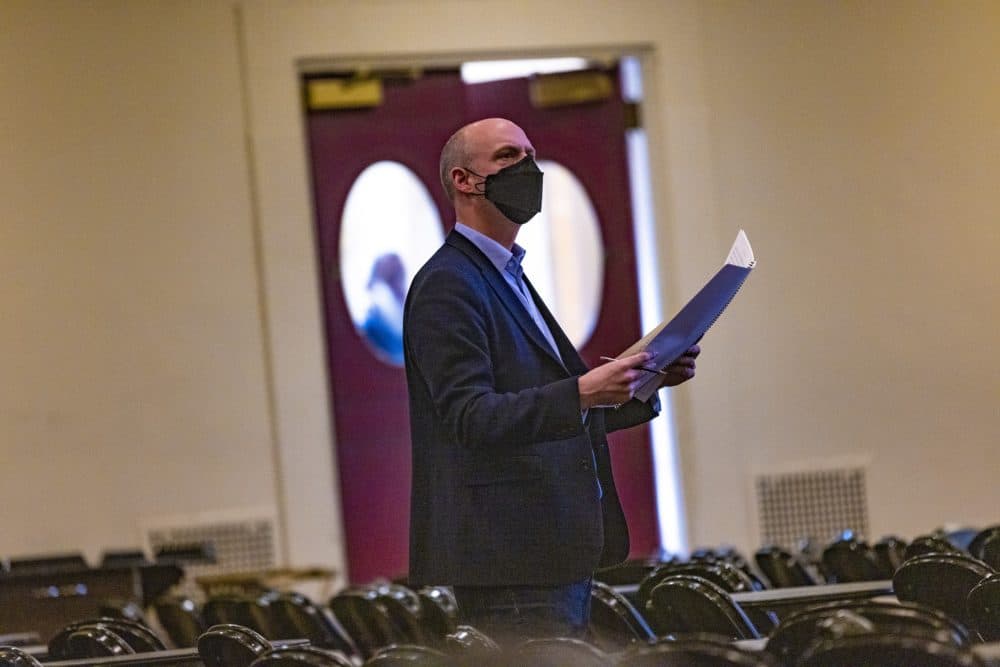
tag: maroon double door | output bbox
[305,67,660,583]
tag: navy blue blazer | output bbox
[404,230,657,587]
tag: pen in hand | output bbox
[599,356,668,376]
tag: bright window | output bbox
[339,161,444,366]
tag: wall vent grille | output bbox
[142,508,280,579]
[755,466,869,549]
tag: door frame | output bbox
[238,2,701,580]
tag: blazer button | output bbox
[581,459,592,471]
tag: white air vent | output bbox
[753,462,870,549]
[141,507,282,579]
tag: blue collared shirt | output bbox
[454,222,563,364]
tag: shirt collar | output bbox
[454,222,526,277]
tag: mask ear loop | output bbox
[462,167,488,195]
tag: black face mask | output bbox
[466,156,544,225]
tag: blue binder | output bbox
[623,230,756,401]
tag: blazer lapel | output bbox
[446,231,569,371]
[523,276,589,376]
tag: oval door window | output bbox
[519,160,605,348]
[340,161,445,366]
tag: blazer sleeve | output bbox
[404,264,586,450]
[603,392,660,434]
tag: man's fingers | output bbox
[618,351,652,368]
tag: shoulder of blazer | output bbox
[410,230,496,295]
[411,230,490,281]
[444,229,495,272]
[405,231,487,310]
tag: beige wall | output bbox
[687,0,1000,548]
[0,1,281,563]
[1,0,997,575]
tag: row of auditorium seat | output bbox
[592,526,1000,642]
[3,525,999,664]
[631,553,999,643]
[2,592,997,666]
[0,623,789,666]
[52,555,998,664]
[151,580,677,658]
[153,584,454,659]
[594,525,1000,590]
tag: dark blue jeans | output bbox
[452,578,592,646]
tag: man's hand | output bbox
[659,344,700,388]
[578,352,653,410]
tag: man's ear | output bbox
[451,167,476,195]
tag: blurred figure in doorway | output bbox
[359,252,406,365]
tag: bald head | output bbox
[439,118,534,201]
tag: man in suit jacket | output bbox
[404,118,699,642]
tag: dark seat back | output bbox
[765,600,968,665]
[416,587,458,643]
[328,589,400,659]
[96,599,148,625]
[968,526,1000,560]
[893,553,995,628]
[153,596,206,648]
[48,618,165,658]
[640,561,775,634]
[873,535,908,577]
[247,645,354,666]
[363,644,456,666]
[754,546,818,588]
[821,535,884,582]
[594,558,668,586]
[969,527,1000,571]
[203,595,276,638]
[510,637,610,667]
[637,561,760,629]
[589,580,656,650]
[268,592,361,657]
[646,575,760,640]
[689,548,767,592]
[903,534,963,560]
[967,572,1000,641]
[197,624,270,667]
[371,583,427,644]
[640,561,757,604]
[264,591,358,657]
[618,638,779,666]
[51,627,135,659]
[442,624,500,657]
[0,647,43,667]
[798,635,984,667]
